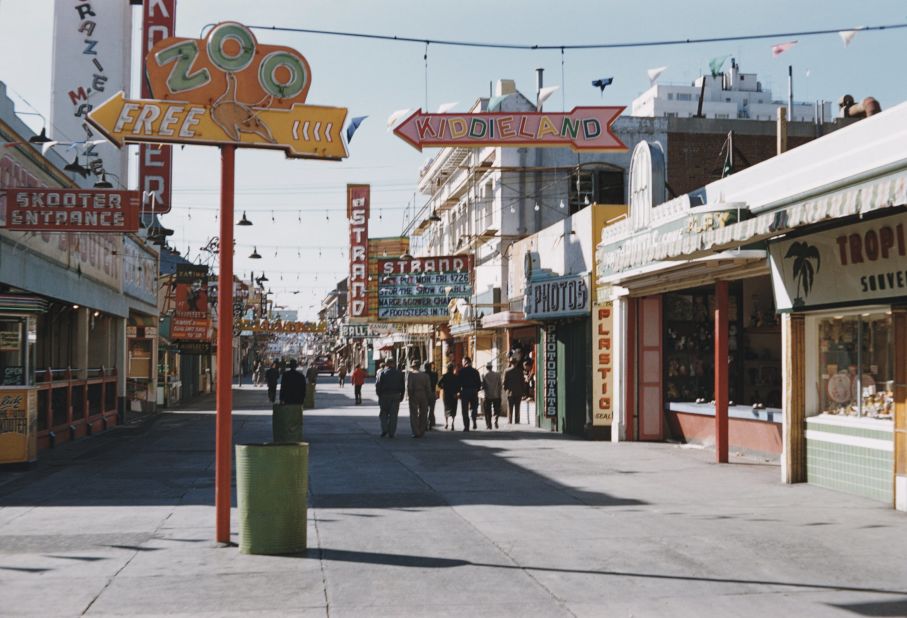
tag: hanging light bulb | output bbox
[325,210,330,221]
[559,199,565,209]
[297,211,302,223]
[509,205,516,214]
[584,194,591,205]
[271,210,275,223]
[237,212,252,226]
[274,248,278,257]
[187,207,192,221]
[534,203,540,211]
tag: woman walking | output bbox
[338,363,347,387]
[437,362,459,431]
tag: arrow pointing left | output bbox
[87,91,349,160]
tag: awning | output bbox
[481,311,539,330]
[603,250,769,297]
[660,169,907,264]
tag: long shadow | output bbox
[0,385,646,511]
[300,547,907,598]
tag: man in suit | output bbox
[406,360,433,438]
[279,359,307,405]
[457,357,482,431]
[375,358,405,438]
[503,358,527,424]
[265,360,281,403]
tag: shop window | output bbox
[0,319,26,385]
[816,312,894,419]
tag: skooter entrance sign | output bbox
[87,22,349,544]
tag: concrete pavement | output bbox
[1,381,906,617]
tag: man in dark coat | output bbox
[375,357,405,438]
[457,357,482,431]
[265,360,281,403]
[279,359,307,405]
[503,358,527,424]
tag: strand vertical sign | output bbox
[348,184,369,320]
[139,0,175,213]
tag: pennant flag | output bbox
[771,40,797,57]
[346,116,367,143]
[709,55,730,78]
[386,108,411,131]
[537,85,560,106]
[591,77,614,93]
[647,66,667,85]
[805,68,811,78]
[839,27,862,47]
[487,93,513,111]
[436,101,458,113]
[41,140,59,155]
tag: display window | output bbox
[816,311,894,419]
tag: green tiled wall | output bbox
[807,436,893,504]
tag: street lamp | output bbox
[249,247,262,259]
[237,212,253,226]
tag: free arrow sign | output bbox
[87,91,349,160]
[393,106,626,152]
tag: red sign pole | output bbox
[215,144,236,543]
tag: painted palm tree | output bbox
[784,241,821,309]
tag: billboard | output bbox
[377,255,473,322]
[172,264,210,340]
[4,188,140,233]
[50,0,131,184]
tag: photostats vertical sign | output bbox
[544,323,558,418]
[347,184,369,320]
[50,0,131,183]
[139,0,175,213]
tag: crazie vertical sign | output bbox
[544,323,558,418]
[139,0,175,213]
[592,302,614,426]
[347,184,369,320]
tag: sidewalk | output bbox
[1,382,906,617]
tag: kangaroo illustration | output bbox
[211,73,277,144]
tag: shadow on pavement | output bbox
[0,385,646,511]
[302,547,907,598]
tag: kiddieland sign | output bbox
[394,107,626,152]
[4,188,140,232]
[87,22,348,160]
[524,274,590,320]
[769,211,907,311]
[377,255,474,322]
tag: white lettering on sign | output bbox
[524,275,590,319]
[348,185,370,319]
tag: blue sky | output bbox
[1,0,905,319]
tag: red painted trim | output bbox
[714,281,729,463]
[625,297,636,442]
[215,145,235,544]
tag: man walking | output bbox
[351,363,366,404]
[481,361,503,429]
[504,358,527,424]
[279,359,307,405]
[423,361,439,430]
[265,360,281,403]
[375,357,405,438]
[407,360,432,438]
[458,357,481,431]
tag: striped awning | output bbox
[0,294,48,313]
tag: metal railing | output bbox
[35,367,119,448]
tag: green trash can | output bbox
[304,383,315,409]
[272,404,303,442]
[236,443,309,555]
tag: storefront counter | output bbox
[666,401,783,456]
[806,414,893,504]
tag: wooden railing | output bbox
[35,367,119,449]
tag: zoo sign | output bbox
[87,22,348,159]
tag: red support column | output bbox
[215,145,236,544]
[714,280,729,463]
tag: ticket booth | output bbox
[0,313,37,465]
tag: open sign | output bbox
[146,22,312,108]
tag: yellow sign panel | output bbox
[88,92,347,160]
[0,388,37,464]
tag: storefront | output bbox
[526,274,592,436]
[769,209,907,505]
